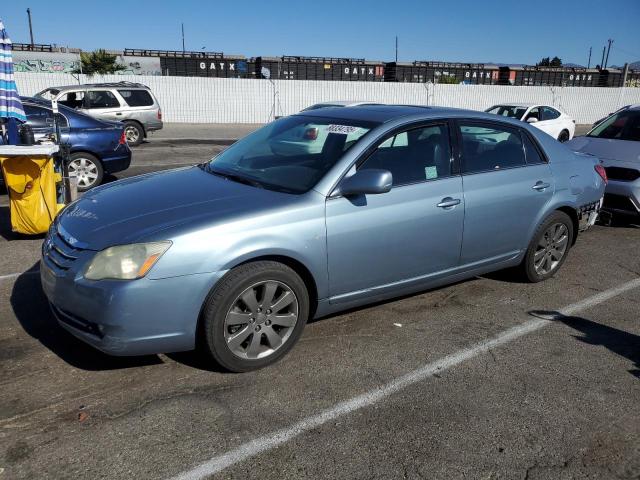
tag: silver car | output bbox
[568,105,640,220]
[41,106,606,372]
[35,82,163,146]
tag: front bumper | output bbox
[40,233,224,356]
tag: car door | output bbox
[457,120,554,266]
[80,90,122,121]
[325,122,464,301]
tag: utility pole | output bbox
[181,23,185,53]
[395,36,398,63]
[26,8,34,47]
[600,46,606,68]
[604,38,613,68]
[587,47,592,68]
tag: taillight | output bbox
[303,127,319,140]
[157,109,162,121]
[595,164,608,185]
[119,130,126,145]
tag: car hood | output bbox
[567,136,640,166]
[57,166,299,250]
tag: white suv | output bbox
[35,82,162,146]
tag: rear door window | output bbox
[118,89,154,107]
[84,90,121,109]
[459,123,525,173]
[24,105,53,128]
[542,107,561,120]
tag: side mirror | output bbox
[526,117,539,124]
[339,169,393,196]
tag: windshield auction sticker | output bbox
[326,124,360,134]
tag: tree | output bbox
[74,49,126,75]
[536,56,562,67]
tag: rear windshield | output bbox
[588,110,640,141]
[485,105,529,119]
[202,115,378,194]
[118,89,154,107]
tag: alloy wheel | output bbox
[533,222,569,275]
[68,157,99,188]
[223,280,299,360]
[124,125,140,144]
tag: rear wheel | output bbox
[68,152,103,191]
[201,261,309,372]
[519,211,574,282]
[124,121,144,146]
[557,130,570,142]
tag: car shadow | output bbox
[529,310,640,379]
[10,262,163,371]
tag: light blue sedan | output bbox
[41,105,606,371]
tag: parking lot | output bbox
[1,131,639,480]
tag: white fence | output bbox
[15,72,640,124]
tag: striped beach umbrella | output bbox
[1,19,26,144]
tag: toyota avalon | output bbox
[41,105,606,372]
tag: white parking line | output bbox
[169,277,640,480]
[0,270,39,282]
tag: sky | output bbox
[2,0,639,66]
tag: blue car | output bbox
[41,106,606,371]
[22,97,131,191]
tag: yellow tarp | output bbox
[1,155,61,235]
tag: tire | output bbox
[557,130,570,142]
[519,211,574,283]
[123,121,144,146]
[68,152,104,192]
[201,261,309,372]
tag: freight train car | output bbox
[124,49,251,78]
[384,61,500,84]
[253,56,384,81]
[497,66,625,87]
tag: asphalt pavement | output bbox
[1,136,639,480]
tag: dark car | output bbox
[21,97,132,191]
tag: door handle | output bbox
[115,112,123,116]
[437,197,461,209]
[532,181,551,191]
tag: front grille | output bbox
[603,193,640,213]
[42,228,85,273]
[604,166,640,182]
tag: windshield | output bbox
[588,110,640,141]
[34,88,60,100]
[486,105,528,119]
[202,115,377,194]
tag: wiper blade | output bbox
[208,169,264,189]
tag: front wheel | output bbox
[68,152,104,191]
[201,261,309,372]
[519,211,574,282]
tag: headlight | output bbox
[84,241,171,280]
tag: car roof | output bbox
[490,103,538,108]
[296,104,516,124]
[312,101,379,107]
[41,81,150,92]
